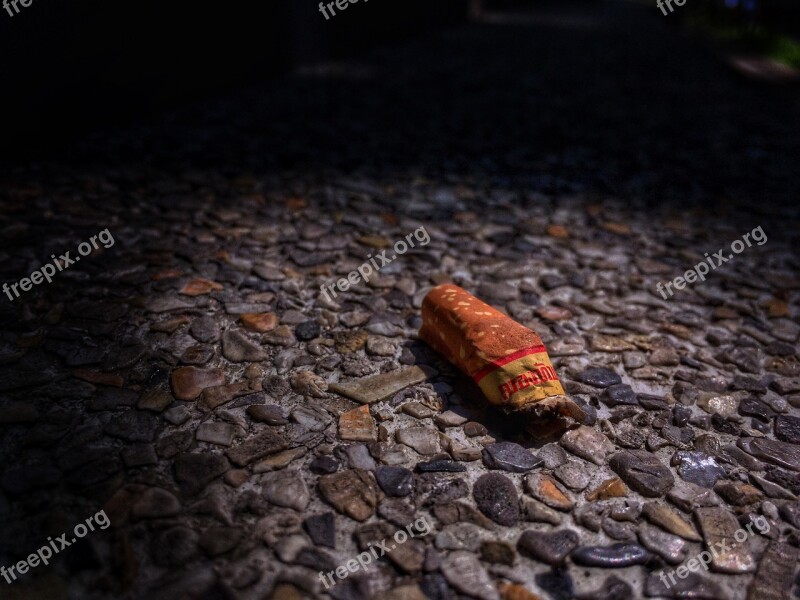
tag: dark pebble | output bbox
[609,450,674,497]
[672,405,692,427]
[464,421,488,437]
[483,442,543,473]
[752,418,771,434]
[375,466,414,496]
[246,404,288,425]
[602,384,638,407]
[473,473,520,526]
[732,375,767,394]
[535,569,574,600]
[739,396,774,422]
[638,394,670,411]
[309,455,340,475]
[775,415,800,445]
[576,576,633,600]
[295,320,321,341]
[577,399,597,426]
[689,414,711,430]
[417,460,466,473]
[416,474,469,506]
[517,529,579,565]
[480,540,515,566]
[571,543,650,567]
[576,367,621,388]
[294,547,338,572]
[765,466,800,495]
[711,414,739,435]
[304,512,336,548]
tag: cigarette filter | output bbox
[419,283,582,420]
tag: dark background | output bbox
[2,0,799,208]
[0,0,471,159]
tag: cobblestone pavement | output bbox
[1,1,799,599]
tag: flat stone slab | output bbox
[329,366,433,404]
[694,507,756,573]
[225,429,289,467]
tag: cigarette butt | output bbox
[419,284,583,421]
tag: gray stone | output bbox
[396,427,441,455]
[196,422,236,446]
[561,426,615,466]
[610,450,674,497]
[482,442,543,473]
[263,470,309,511]
[670,451,726,488]
[637,523,687,565]
[517,529,579,565]
[226,429,289,466]
[440,551,500,600]
[221,329,268,362]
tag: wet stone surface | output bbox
[1,3,799,597]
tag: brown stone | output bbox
[713,481,763,506]
[240,312,278,333]
[170,367,225,401]
[585,477,628,501]
[333,330,369,353]
[339,405,376,442]
[546,225,569,239]
[318,469,380,521]
[73,369,124,387]
[198,381,253,411]
[524,473,574,511]
[150,316,191,333]
[601,221,632,235]
[535,306,572,321]
[179,278,223,296]
[642,503,701,542]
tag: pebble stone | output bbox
[473,473,520,526]
[517,528,579,565]
[571,543,651,568]
[482,442,543,473]
[610,450,675,497]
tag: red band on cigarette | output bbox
[471,344,547,384]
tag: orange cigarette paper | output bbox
[419,283,566,411]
